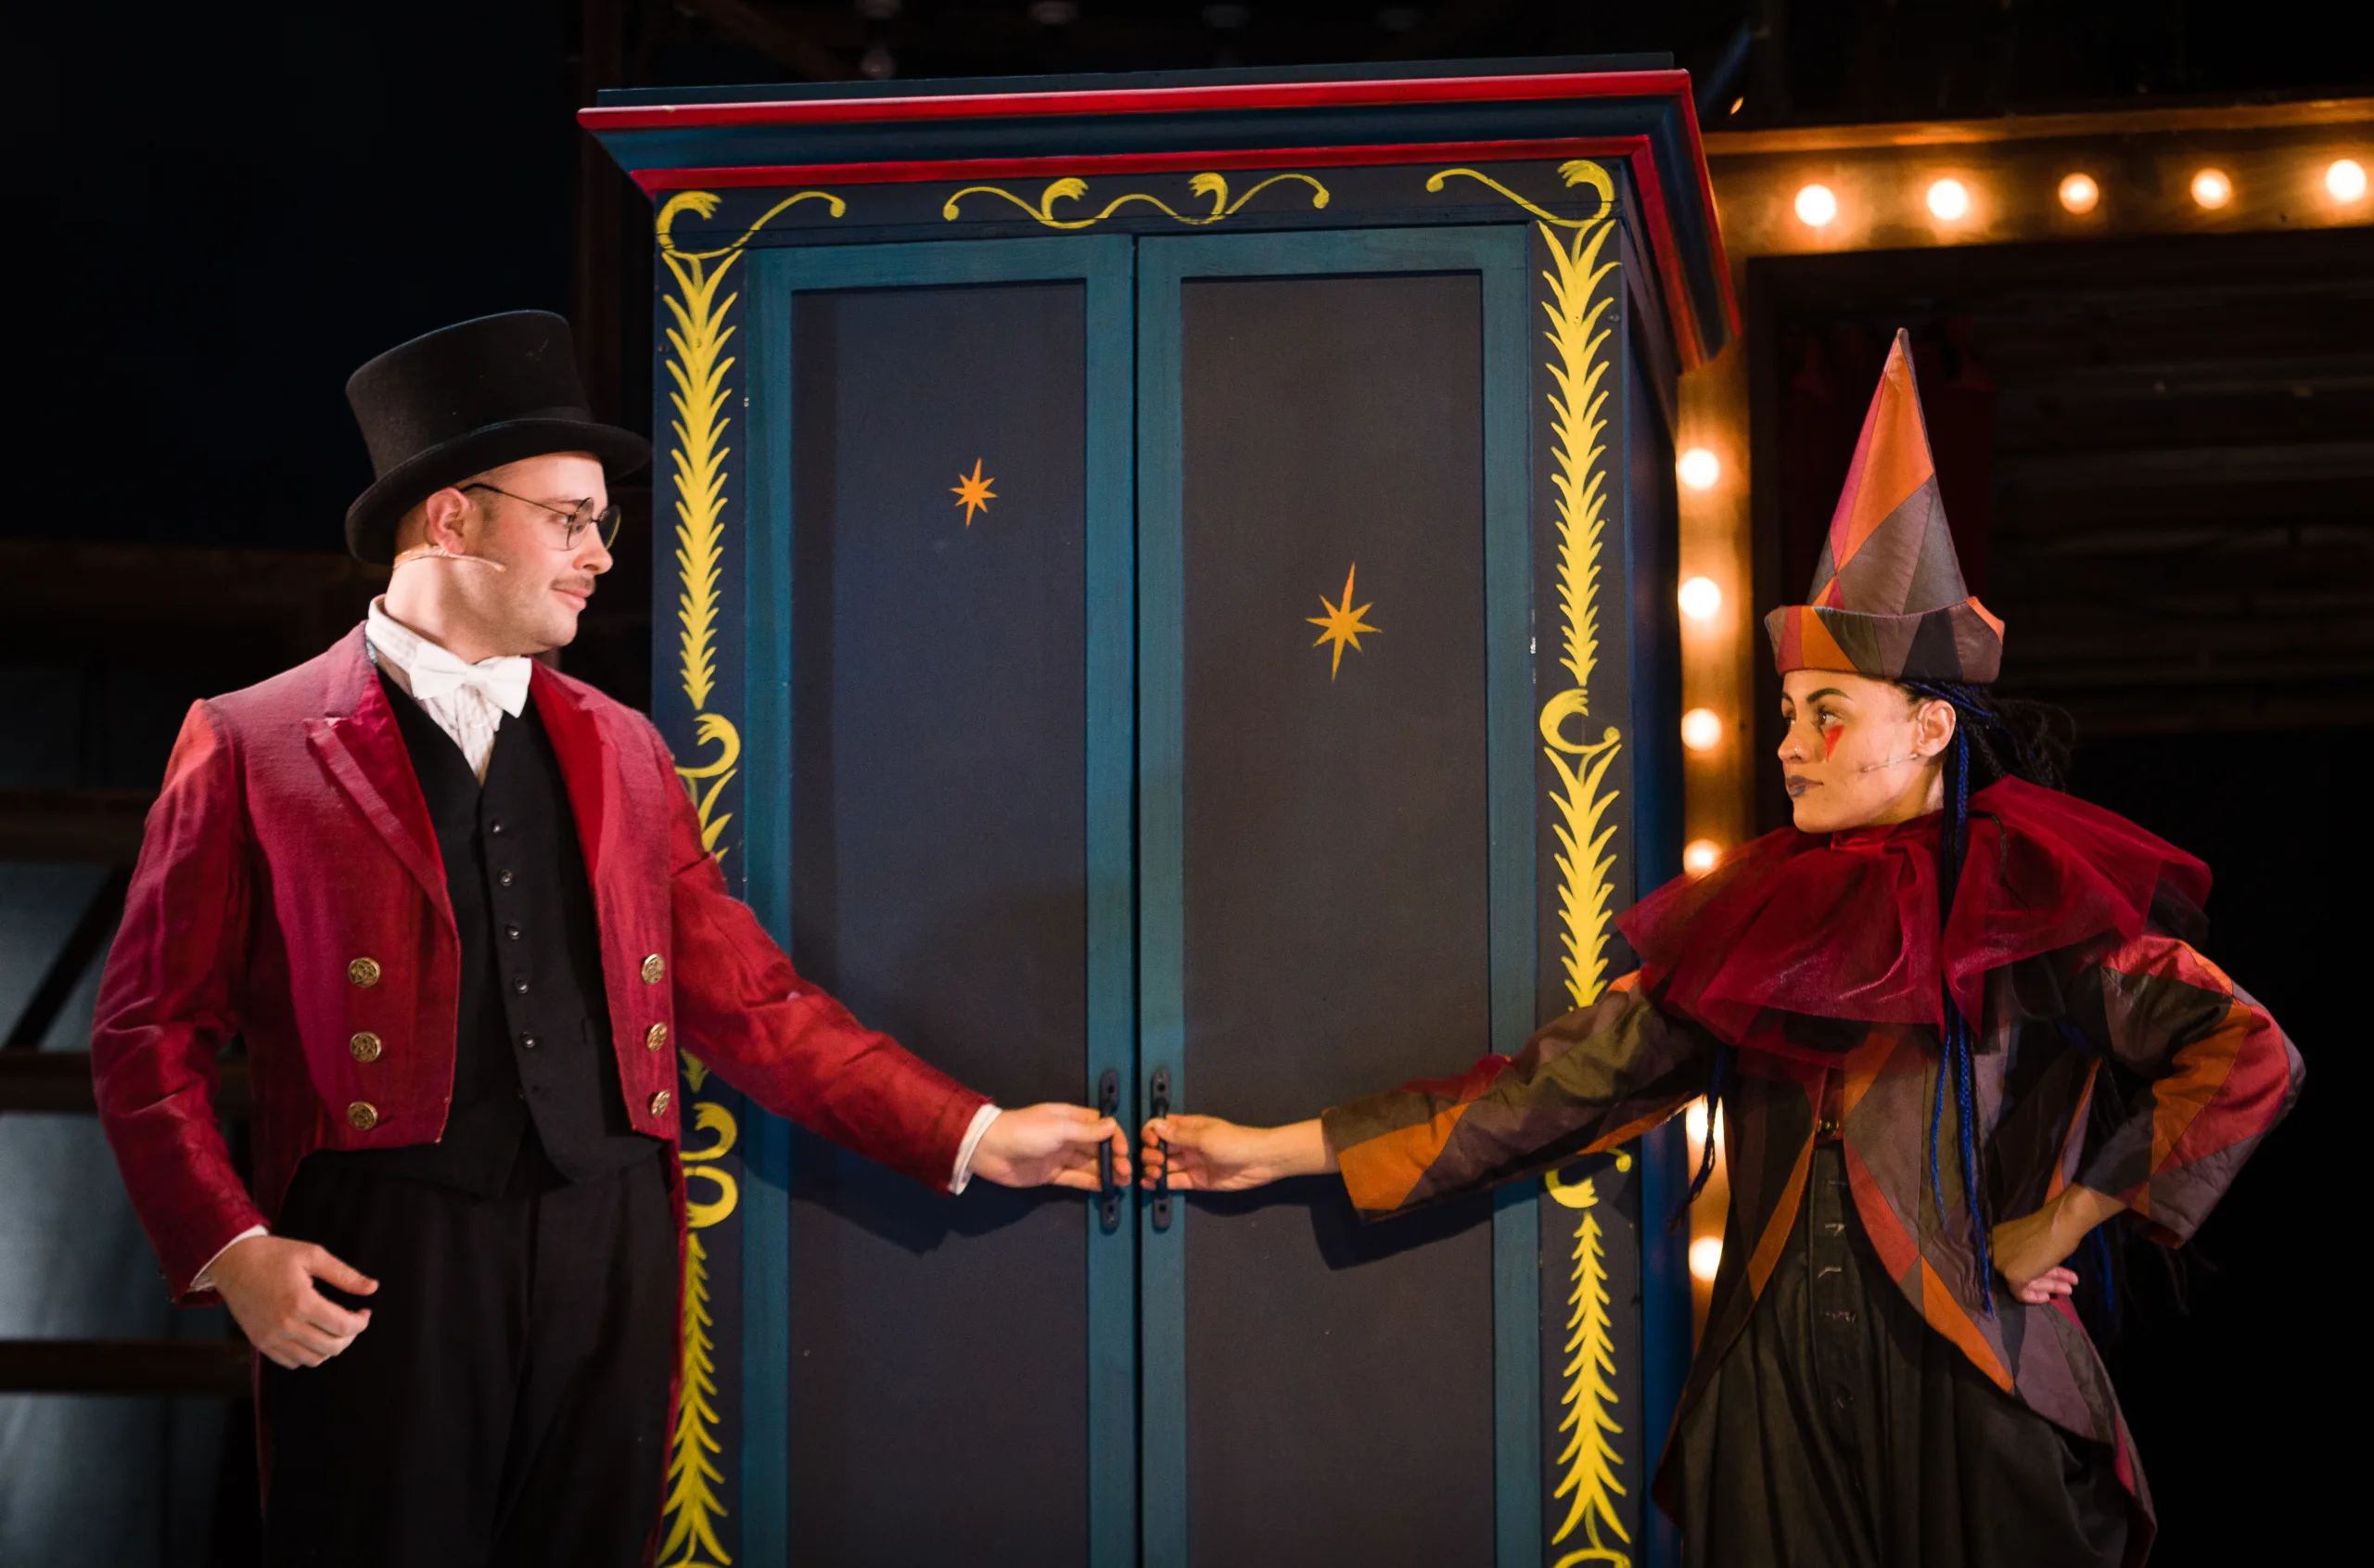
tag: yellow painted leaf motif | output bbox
[653,186,842,1568]
[940,172,1329,229]
[1439,158,1634,1563]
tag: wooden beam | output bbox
[676,0,849,82]
[0,791,156,863]
[0,1339,251,1396]
[1705,95,2374,157]
[0,1052,251,1115]
[5,868,129,1051]
[1366,0,1517,62]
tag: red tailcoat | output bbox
[92,628,989,1303]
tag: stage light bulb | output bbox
[1678,448,1722,491]
[2058,172,2100,214]
[1689,1236,1723,1281]
[1685,1099,1710,1145]
[1683,837,1722,876]
[2190,168,2233,210]
[1678,576,1723,620]
[2329,159,2368,203]
[1925,178,1971,220]
[1681,708,1724,753]
[1793,184,1838,228]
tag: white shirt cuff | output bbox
[949,1103,1002,1194]
[190,1225,268,1293]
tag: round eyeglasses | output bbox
[462,482,622,552]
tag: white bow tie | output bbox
[404,643,533,715]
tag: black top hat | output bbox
[343,311,651,565]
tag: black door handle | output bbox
[1096,1067,1121,1232]
[1149,1066,1173,1230]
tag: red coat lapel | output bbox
[303,628,451,924]
[531,664,612,889]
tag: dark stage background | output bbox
[4,3,2363,1563]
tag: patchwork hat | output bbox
[1764,329,2003,683]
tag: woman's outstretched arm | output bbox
[1142,971,1714,1218]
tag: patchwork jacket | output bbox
[1323,867,2301,1544]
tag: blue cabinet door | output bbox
[715,219,1677,1568]
[1134,227,1539,1568]
[740,236,1138,1566]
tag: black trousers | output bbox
[1670,1146,2133,1568]
[261,1149,677,1568]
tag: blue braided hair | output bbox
[1678,1040,1733,1227]
[1894,679,2074,1314]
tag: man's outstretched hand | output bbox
[210,1234,378,1370]
[970,1103,1132,1192]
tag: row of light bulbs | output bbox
[1792,157,2368,229]
[1675,442,1731,879]
[1668,161,2374,902]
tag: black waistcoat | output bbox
[316,671,659,1195]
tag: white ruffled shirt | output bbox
[192,605,999,1292]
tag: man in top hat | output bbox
[89,311,1128,1566]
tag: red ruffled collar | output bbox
[1616,777,2209,1050]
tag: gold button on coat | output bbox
[346,1102,379,1130]
[648,1090,670,1116]
[348,956,381,988]
[349,1031,383,1064]
[640,954,665,985]
[645,1023,669,1052]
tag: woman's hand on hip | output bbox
[1992,1183,2124,1307]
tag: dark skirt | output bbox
[1668,1146,2133,1568]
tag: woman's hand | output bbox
[1991,1185,2122,1306]
[1138,1115,1334,1192]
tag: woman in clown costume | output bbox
[1142,331,2302,1567]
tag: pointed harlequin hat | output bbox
[1764,329,2003,683]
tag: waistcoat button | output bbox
[348,956,381,988]
[649,1090,670,1116]
[349,1031,382,1064]
[489,820,504,835]
[641,954,665,985]
[346,1102,379,1130]
[513,976,530,994]
[521,1032,540,1050]
[497,869,515,887]
[645,1023,669,1052]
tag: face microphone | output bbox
[1857,754,1926,772]
[391,542,509,573]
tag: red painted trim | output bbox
[1667,93,1741,338]
[630,134,1731,367]
[624,136,1643,194]
[581,69,1692,134]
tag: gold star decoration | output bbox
[1307,562,1381,680]
[951,458,996,526]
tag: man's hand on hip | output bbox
[967,1103,1132,1192]
[210,1234,379,1369]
